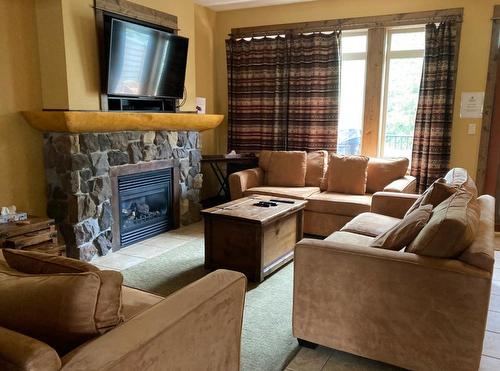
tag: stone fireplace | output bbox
[43,130,202,261]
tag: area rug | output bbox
[122,239,299,371]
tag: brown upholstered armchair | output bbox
[0,253,247,371]
[292,168,495,371]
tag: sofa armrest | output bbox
[383,175,416,193]
[61,270,247,371]
[370,191,419,218]
[229,167,264,200]
[293,239,491,371]
[0,326,61,371]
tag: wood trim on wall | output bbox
[477,5,500,193]
[230,8,463,38]
[94,0,178,30]
[95,9,108,112]
[361,27,385,157]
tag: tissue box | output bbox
[0,212,28,224]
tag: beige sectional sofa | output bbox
[293,168,495,371]
[0,251,246,371]
[229,150,416,236]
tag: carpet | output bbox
[122,239,299,371]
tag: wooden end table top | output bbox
[201,195,307,225]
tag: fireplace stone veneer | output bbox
[43,130,202,261]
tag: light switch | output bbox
[467,123,476,135]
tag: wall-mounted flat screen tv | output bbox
[107,18,188,99]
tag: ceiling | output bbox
[195,0,315,12]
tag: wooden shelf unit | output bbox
[0,217,65,256]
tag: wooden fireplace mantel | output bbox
[21,111,224,133]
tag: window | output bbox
[380,28,425,160]
[336,26,425,161]
[337,31,367,155]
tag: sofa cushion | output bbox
[444,167,478,197]
[326,154,369,195]
[366,157,409,193]
[303,212,353,237]
[121,286,163,321]
[407,190,480,258]
[3,249,124,331]
[324,231,375,246]
[0,261,102,355]
[245,186,320,200]
[459,195,495,272]
[341,212,401,237]
[383,175,416,193]
[267,151,307,187]
[370,204,433,250]
[405,178,457,217]
[0,326,62,371]
[305,192,372,217]
[0,253,16,273]
[305,150,328,187]
[259,150,272,171]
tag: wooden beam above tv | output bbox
[94,0,178,31]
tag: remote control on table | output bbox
[253,201,278,207]
[269,199,295,204]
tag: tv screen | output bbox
[107,18,188,99]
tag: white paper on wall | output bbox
[460,92,484,118]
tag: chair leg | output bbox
[297,338,318,349]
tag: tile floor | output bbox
[92,221,204,271]
[92,228,500,371]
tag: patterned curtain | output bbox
[226,31,341,152]
[287,32,341,151]
[411,21,457,193]
[226,36,290,152]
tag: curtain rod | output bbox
[229,11,463,38]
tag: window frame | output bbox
[338,29,369,155]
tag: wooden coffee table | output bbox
[202,195,306,282]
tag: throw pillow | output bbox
[3,249,124,331]
[305,150,328,187]
[366,157,409,193]
[267,151,307,187]
[444,167,478,197]
[370,204,433,250]
[326,154,369,195]
[404,178,457,218]
[406,189,480,258]
[0,266,101,355]
[258,150,273,172]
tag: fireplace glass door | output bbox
[118,169,173,246]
